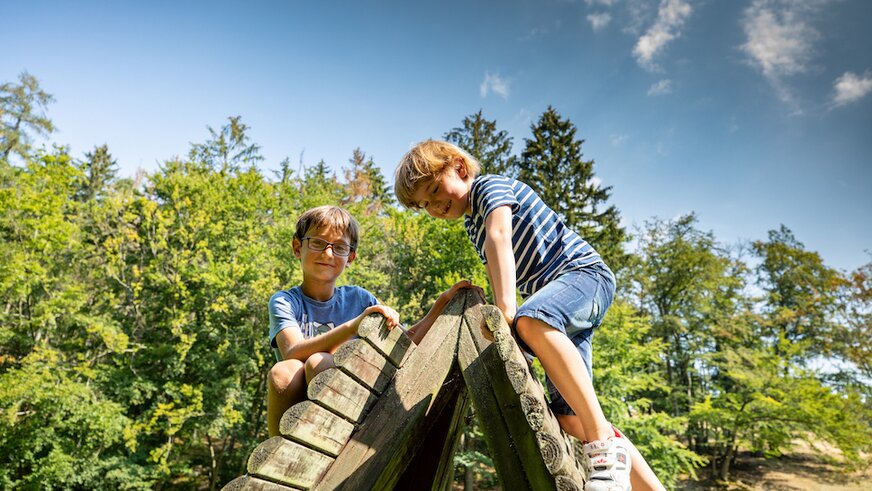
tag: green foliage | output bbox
[1,74,866,489]
[595,300,706,489]
[0,72,55,163]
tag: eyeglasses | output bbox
[302,237,354,257]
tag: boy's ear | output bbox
[346,250,356,264]
[454,157,468,178]
[292,237,302,258]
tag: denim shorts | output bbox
[515,263,616,415]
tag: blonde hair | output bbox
[394,140,481,209]
[294,205,360,249]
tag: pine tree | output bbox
[518,106,627,266]
[0,72,55,162]
[444,110,517,176]
[188,116,263,172]
[343,148,393,214]
[77,144,118,201]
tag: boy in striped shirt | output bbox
[395,140,664,491]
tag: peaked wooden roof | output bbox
[223,290,585,491]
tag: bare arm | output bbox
[275,304,400,362]
[483,205,518,326]
[405,280,485,345]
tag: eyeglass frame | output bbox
[301,236,355,257]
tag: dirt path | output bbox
[679,441,870,490]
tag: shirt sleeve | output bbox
[269,291,300,349]
[474,176,519,222]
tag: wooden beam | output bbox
[357,313,415,367]
[279,401,355,457]
[307,367,377,423]
[457,314,532,490]
[221,475,300,491]
[465,306,584,489]
[313,293,467,491]
[247,437,334,489]
[333,338,396,394]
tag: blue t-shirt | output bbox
[464,175,603,299]
[268,285,378,362]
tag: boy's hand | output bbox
[440,279,486,305]
[361,304,400,329]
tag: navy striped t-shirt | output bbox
[464,175,603,299]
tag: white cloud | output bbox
[480,72,510,99]
[610,133,629,146]
[587,12,612,31]
[590,176,603,189]
[647,79,672,96]
[585,0,617,6]
[632,0,692,69]
[832,71,872,106]
[740,0,823,108]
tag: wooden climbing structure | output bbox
[223,290,585,491]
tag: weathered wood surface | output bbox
[222,475,298,491]
[279,401,354,457]
[307,367,377,423]
[465,304,585,488]
[247,436,334,489]
[313,293,469,491]
[458,313,532,490]
[357,313,415,367]
[333,338,396,394]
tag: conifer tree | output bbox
[77,144,118,201]
[444,110,517,177]
[0,72,55,162]
[518,106,627,266]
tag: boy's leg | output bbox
[517,318,665,491]
[304,352,335,383]
[267,358,306,437]
[516,316,613,441]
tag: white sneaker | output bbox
[583,436,632,491]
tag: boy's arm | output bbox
[405,280,485,345]
[483,205,518,326]
[275,305,400,362]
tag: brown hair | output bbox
[294,205,360,249]
[394,140,480,209]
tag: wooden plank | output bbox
[247,437,334,489]
[313,294,467,491]
[333,338,396,394]
[357,313,415,367]
[457,317,531,490]
[222,475,299,491]
[307,367,377,423]
[467,305,585,486]
[279,401,355,457]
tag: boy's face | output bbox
[412,161,471,220]
[292,226,355,284]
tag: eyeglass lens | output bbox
[305,237,352,256]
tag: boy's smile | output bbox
[412,163,472,219]
[293,226,355,300]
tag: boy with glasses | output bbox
[267,205,476,436]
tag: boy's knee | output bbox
[269,359,304,391]
[304,352,334,381]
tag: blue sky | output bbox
[4,0,871,271]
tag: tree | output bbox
[188,116,263,172]
[444,110,518,177]
[0,72,55,163]
[753,226,845,363]
[342,148,393,214]
[518,106,627,267]
[76,144,119,201]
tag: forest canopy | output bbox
[1,73,869,490]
